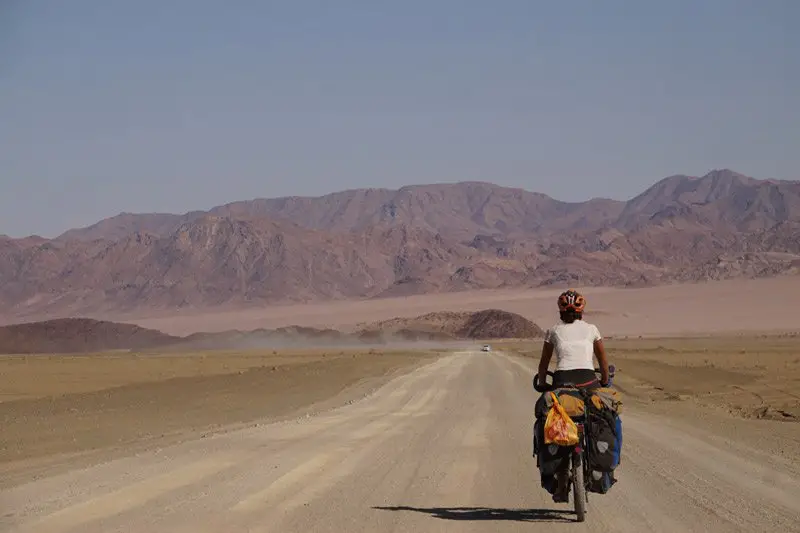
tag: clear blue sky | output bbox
[1,1,798,237]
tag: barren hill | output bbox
[2,216,484,315]
[0,310,543,353]
[0,318,179,354]
[56,212,195,242]
[457,309,546,339]
[359,309,545,340]
[617,170,800,232]
[57,182,626,242]
[2,169,799,319]
[56,169,800,244]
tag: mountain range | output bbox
[2,169,799,320]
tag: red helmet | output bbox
[557,289,586,313]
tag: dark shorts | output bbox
[552,369,600,389]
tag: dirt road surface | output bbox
[3,351,799,532]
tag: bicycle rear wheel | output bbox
[572,452,586,522]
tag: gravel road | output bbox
[3,351,799,532]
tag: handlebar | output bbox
[532,365,616,393]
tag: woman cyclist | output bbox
[535,289,611,502]
[537,288,610,390]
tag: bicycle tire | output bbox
[572,452,586,522]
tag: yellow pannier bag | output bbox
[555,393,586,418]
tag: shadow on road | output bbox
[373,505,575,523]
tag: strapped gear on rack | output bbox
[533,385,623,496]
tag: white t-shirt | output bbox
[544,320,602,371]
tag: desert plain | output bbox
[1,277,799,532]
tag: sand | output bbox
[0,349,437,488]
[117,276,800,337]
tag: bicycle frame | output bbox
[571,409,591,490]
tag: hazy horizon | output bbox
[2,1,797,238]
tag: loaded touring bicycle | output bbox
[533,365,622,522]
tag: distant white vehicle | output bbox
[481,344,491,352]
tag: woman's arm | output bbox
[538,341,554,385]
[593,339,610,385]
